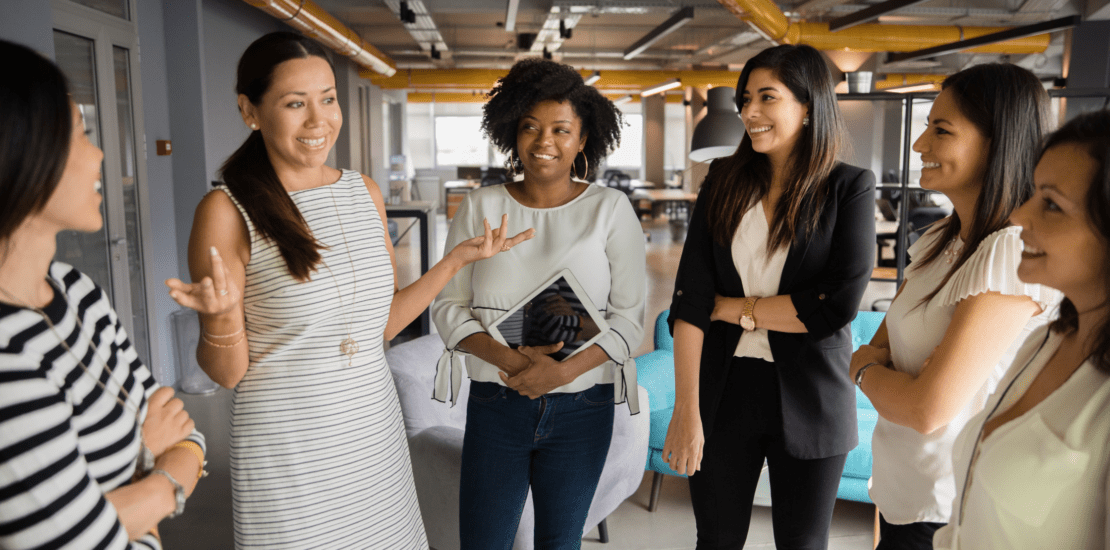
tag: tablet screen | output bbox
[491,273,607,361]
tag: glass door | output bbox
[51,3,152,364]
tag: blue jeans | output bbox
[459,382,615,550]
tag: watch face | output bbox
[740,316,755,331]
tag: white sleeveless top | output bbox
[870,222,1062,524]
[730,200,789,361]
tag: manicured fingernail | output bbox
[210,246,218,256]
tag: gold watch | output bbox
[740,297,758,331]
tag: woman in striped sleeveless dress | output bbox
[166,33,531,549]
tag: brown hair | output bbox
[915,63,1050,306]
[220,32,334,281]
[704,44,845,250]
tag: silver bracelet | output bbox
[150,469,186,518]
[855,362,882,390]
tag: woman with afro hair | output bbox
[431,58,646,549]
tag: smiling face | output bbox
[740,68,809,168]
[912,88,991,198]
[239,56,340,173]
[38,104,104,233]
[1011,143,1106,307]
[516,99,587,185]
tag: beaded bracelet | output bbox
[203,325,244,339]
[201,332,245,348]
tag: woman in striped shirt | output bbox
[0,40,205,549]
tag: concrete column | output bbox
[643,93,666,186]
[686,86,710,193]
[334,58,363,174]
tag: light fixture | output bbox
[641,78,681,97]
[623,7,695,60]
[884,82,938,93]
[584,71,601,86]
[888,15,1081,63]
[399,1,416,24]
[613,95,634,105]
[430,44,441,60]
[543,46,552,60]
[689,87,745,162]
[559,19,573,40]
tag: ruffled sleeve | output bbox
[934,226,1062,311]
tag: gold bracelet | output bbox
[201,332,245,348]
[171,440,208,481]
[203,325,244,339]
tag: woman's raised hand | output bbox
[165,246,242,316]
[142,386,194,457]
[448,214,535,266]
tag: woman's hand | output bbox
[142,386,194,457]
[850,344,892,382]
[498,343,568,398]
[710,294,743,325]
[165,246,242,318]
[661,404,705,476]
[446,214,535,267]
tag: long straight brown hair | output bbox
[704,44,845,250]
[913,64,1050,306]
[220,32,335,281]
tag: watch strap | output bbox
[150,468,186,518]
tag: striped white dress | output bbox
[219,170,427,549]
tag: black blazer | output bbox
[669,162,876,459]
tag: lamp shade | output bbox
[689,86,744,162]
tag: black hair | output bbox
[704,44,846,250]
[482,58,622,181]
[0,40,74,246]
[1042,110,1110,374]
[916,63,1051,305]
[220,31,334,281]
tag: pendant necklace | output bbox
[318,182,361,366]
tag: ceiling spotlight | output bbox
[584,71,601,85]
[399,1,416,24]
[641,78,682,97]
[543,46,552,60]
[430,44,441,60]
[884,82,938,93]
[559,19,573,40]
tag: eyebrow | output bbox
[931,118,953,125]
[521,116,574,124]
[742,87,779,95]
[278,86,335,98]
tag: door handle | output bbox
[111,237,127,246]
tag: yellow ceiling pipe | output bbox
[407,91,688,103]
[244,0,396,76]
[873,73,946,91]
[717,0,1050,54]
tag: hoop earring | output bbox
[508,151,518,178]
[573,151,587,181]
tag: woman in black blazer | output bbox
[663,44,876,549]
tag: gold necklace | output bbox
[316,183,361,366]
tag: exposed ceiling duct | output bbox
[716,0,1052,55]
[243,0,396,76]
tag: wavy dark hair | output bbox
[1042,110,1110,374]
[704,44,845,250]
[220,32,334,281]
[482,58,622,181]
[915,63,1051,305]
[0,40,73,247]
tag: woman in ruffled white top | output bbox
[848,63,1062,549]
[934,109,1110,549]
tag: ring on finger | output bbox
[218,289,229,296]
[501,245,511,252]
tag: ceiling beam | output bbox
[888,15,1082,63]
[828,0,932,32]
[623,6,695,60]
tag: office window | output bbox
[607,113,643,169]
[664,103,686,172]
[436,116,490,166]
[406,103,434,169]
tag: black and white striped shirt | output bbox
[0,262,205,549]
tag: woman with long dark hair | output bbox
[934,109,1110,548]
[850,64,1061,548]
[662,44,876,548]
[0,39,204,549]
[166,32,529,548]
[431,58,644,548]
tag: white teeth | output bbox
[1022,241,1045,255]
[298,137,325,147]
[922,162,940,169]
[533,153,555,160]
[94,181,102,192]
[749,126,772,134]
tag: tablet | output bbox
[487,269,610,361]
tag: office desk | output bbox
[445,179,479,220]
[630,189,698,222]
[385,201,436,337]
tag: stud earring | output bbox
[333,113,339,120]
[803,116,810,127]
[250,123,258,130]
